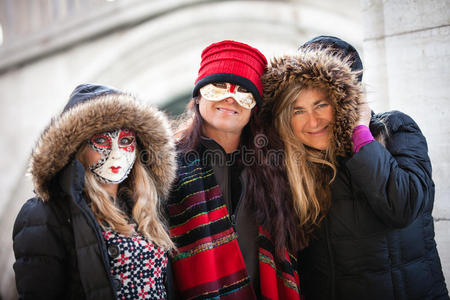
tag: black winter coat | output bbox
[13,160,117,299]
[299,111,449,300]
[13,160,176,300]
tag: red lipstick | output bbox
[110,166,121,173]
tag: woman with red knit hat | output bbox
[166,40,302,299]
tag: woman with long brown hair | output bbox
[260,38,448,299]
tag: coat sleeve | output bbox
[13,197,68,300]
[345,111,434,228]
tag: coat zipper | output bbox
[75,196,118,299]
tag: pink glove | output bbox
[352,125,374,153]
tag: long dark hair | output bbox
[176,98,204,153]
[245,123,308,260]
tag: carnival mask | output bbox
[88,129,136,184]
[199,82,256,109]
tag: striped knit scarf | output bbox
[167,157,302,299]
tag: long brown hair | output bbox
[246,84,337,259]
[274,84,336,236]
[245,123,308,259]
[174,97,204,153]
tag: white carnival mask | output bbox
[199,82,256,109]
[88,129,136,184]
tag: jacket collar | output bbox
[200,136,227,153]
[58,159,86,205]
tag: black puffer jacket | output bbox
[13,84,177,299]
[299,111,449,300]
[14,160,116,299]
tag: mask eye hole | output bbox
[91,134,111,148]
[119,136,134,146]
[237,86,249,93]
[117,129,136,152]
[212,82,228,89]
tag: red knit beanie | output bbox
[192,40,267,107]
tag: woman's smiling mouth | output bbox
[307,126,329,135]
[217,107,238,115]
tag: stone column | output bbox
[361,0,450,284]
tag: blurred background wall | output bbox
[0,0,448,298]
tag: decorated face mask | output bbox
[88,129,136,184]
[199,82,256,109]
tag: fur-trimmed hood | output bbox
[261,47,363,155]
[30,84,176,201]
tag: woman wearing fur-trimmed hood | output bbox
[254,47,361,257]
[13,84,177,299]
[260,40,448,300]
